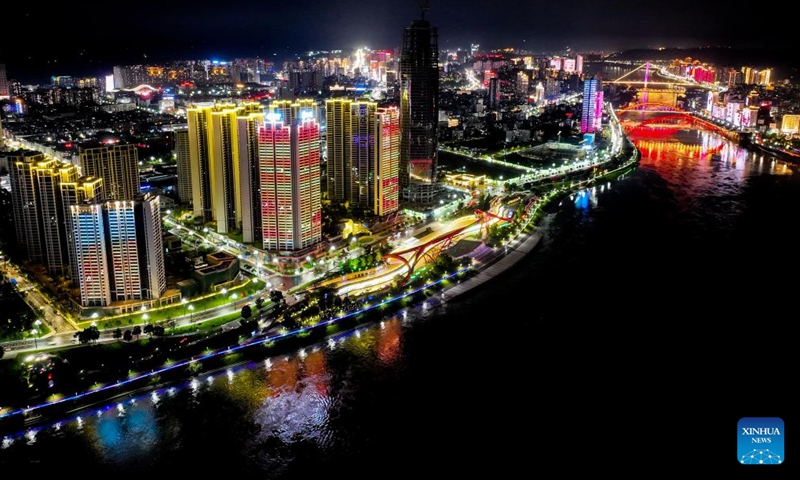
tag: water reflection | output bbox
[0,313,409,471]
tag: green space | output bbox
[0,281,48,343]
[80,279,264,330]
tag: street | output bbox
[0,259,76,335]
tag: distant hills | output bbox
[603,46,798,81]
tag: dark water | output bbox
[1,120,797,477]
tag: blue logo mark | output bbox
[738,417,784,465]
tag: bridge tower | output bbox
[612,61,684,109]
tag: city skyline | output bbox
[3,0,797,85]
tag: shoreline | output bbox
[0,138,639,431]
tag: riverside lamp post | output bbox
[31,319,42,348]
[188,304,194,323]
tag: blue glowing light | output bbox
[0,267,470,423]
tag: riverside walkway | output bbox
[442,228,543,301]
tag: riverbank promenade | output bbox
[443,228,543,301]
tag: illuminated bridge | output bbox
[317,198,532,295]
[617,105,740,143]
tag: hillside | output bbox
[604,46,798,81]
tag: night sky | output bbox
[1,0,796,84]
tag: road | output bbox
[2,103,630,358]
[0,259,76,335]
[0,283,277,358]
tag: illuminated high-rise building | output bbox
[104,199,143,301]
[186,102,215,221]
[9,151,84,274]
[516,71,530,96]
[174,127,193,205]
[258,104,322,251]
[581,76,603,134]
[237,106,266,244]
[271,99,319,125]
[208,103,242,233]
[71,192,165,307]
[759,69,771,86]
[35,160,79,275]
[80,143,140,200]
[488,77,500,109]
[186,101,264,234]
[70,204,111,306]
[9,151,47,263]
[326,99,376,206]
[60,176,104,281]
[400,6,440,203]
[781,114,800,135]
[374,106,400,217]
[0,62,9,100]
[135,192,166,301]
[325,100,400,216]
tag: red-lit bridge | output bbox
[318,197,534,294]
[617,103,740,143]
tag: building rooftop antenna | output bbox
[419,0,430,20]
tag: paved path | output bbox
[443,227,543,300]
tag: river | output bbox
[1,111,796,476]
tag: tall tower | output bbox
[0,62,9,100]
[208,103,242,234]
[399,3,440,204]
[186,103,215,222]
[374,106,400,217]
[9,151,48,263]
[325,99,377,208]
[325,98,352,203]
[80,143,140,201]
[136,192,166,300]
[9,151,81,274]
[35,160,79,275]
[174,127,193,205]
[237,106,266,244]
[70,203,112,306]
[258,104,322,251]
[60,176,104,281]
[70,193,165,307]
[488,77,500,109]
[581,76,603,134]
[187,101,264,235]
[104,199,143,301]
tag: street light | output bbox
[188,304,194,323]
[31,328,39,349]
[182,297,188,317]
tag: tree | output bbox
[74,325,100,344]
[143,324,154,336]
[255,297,265,309]
[132,325,142,337]
[113,328,122,341]
[123,330,133,342]
[241,305,252,319]
[270,289,284,304]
